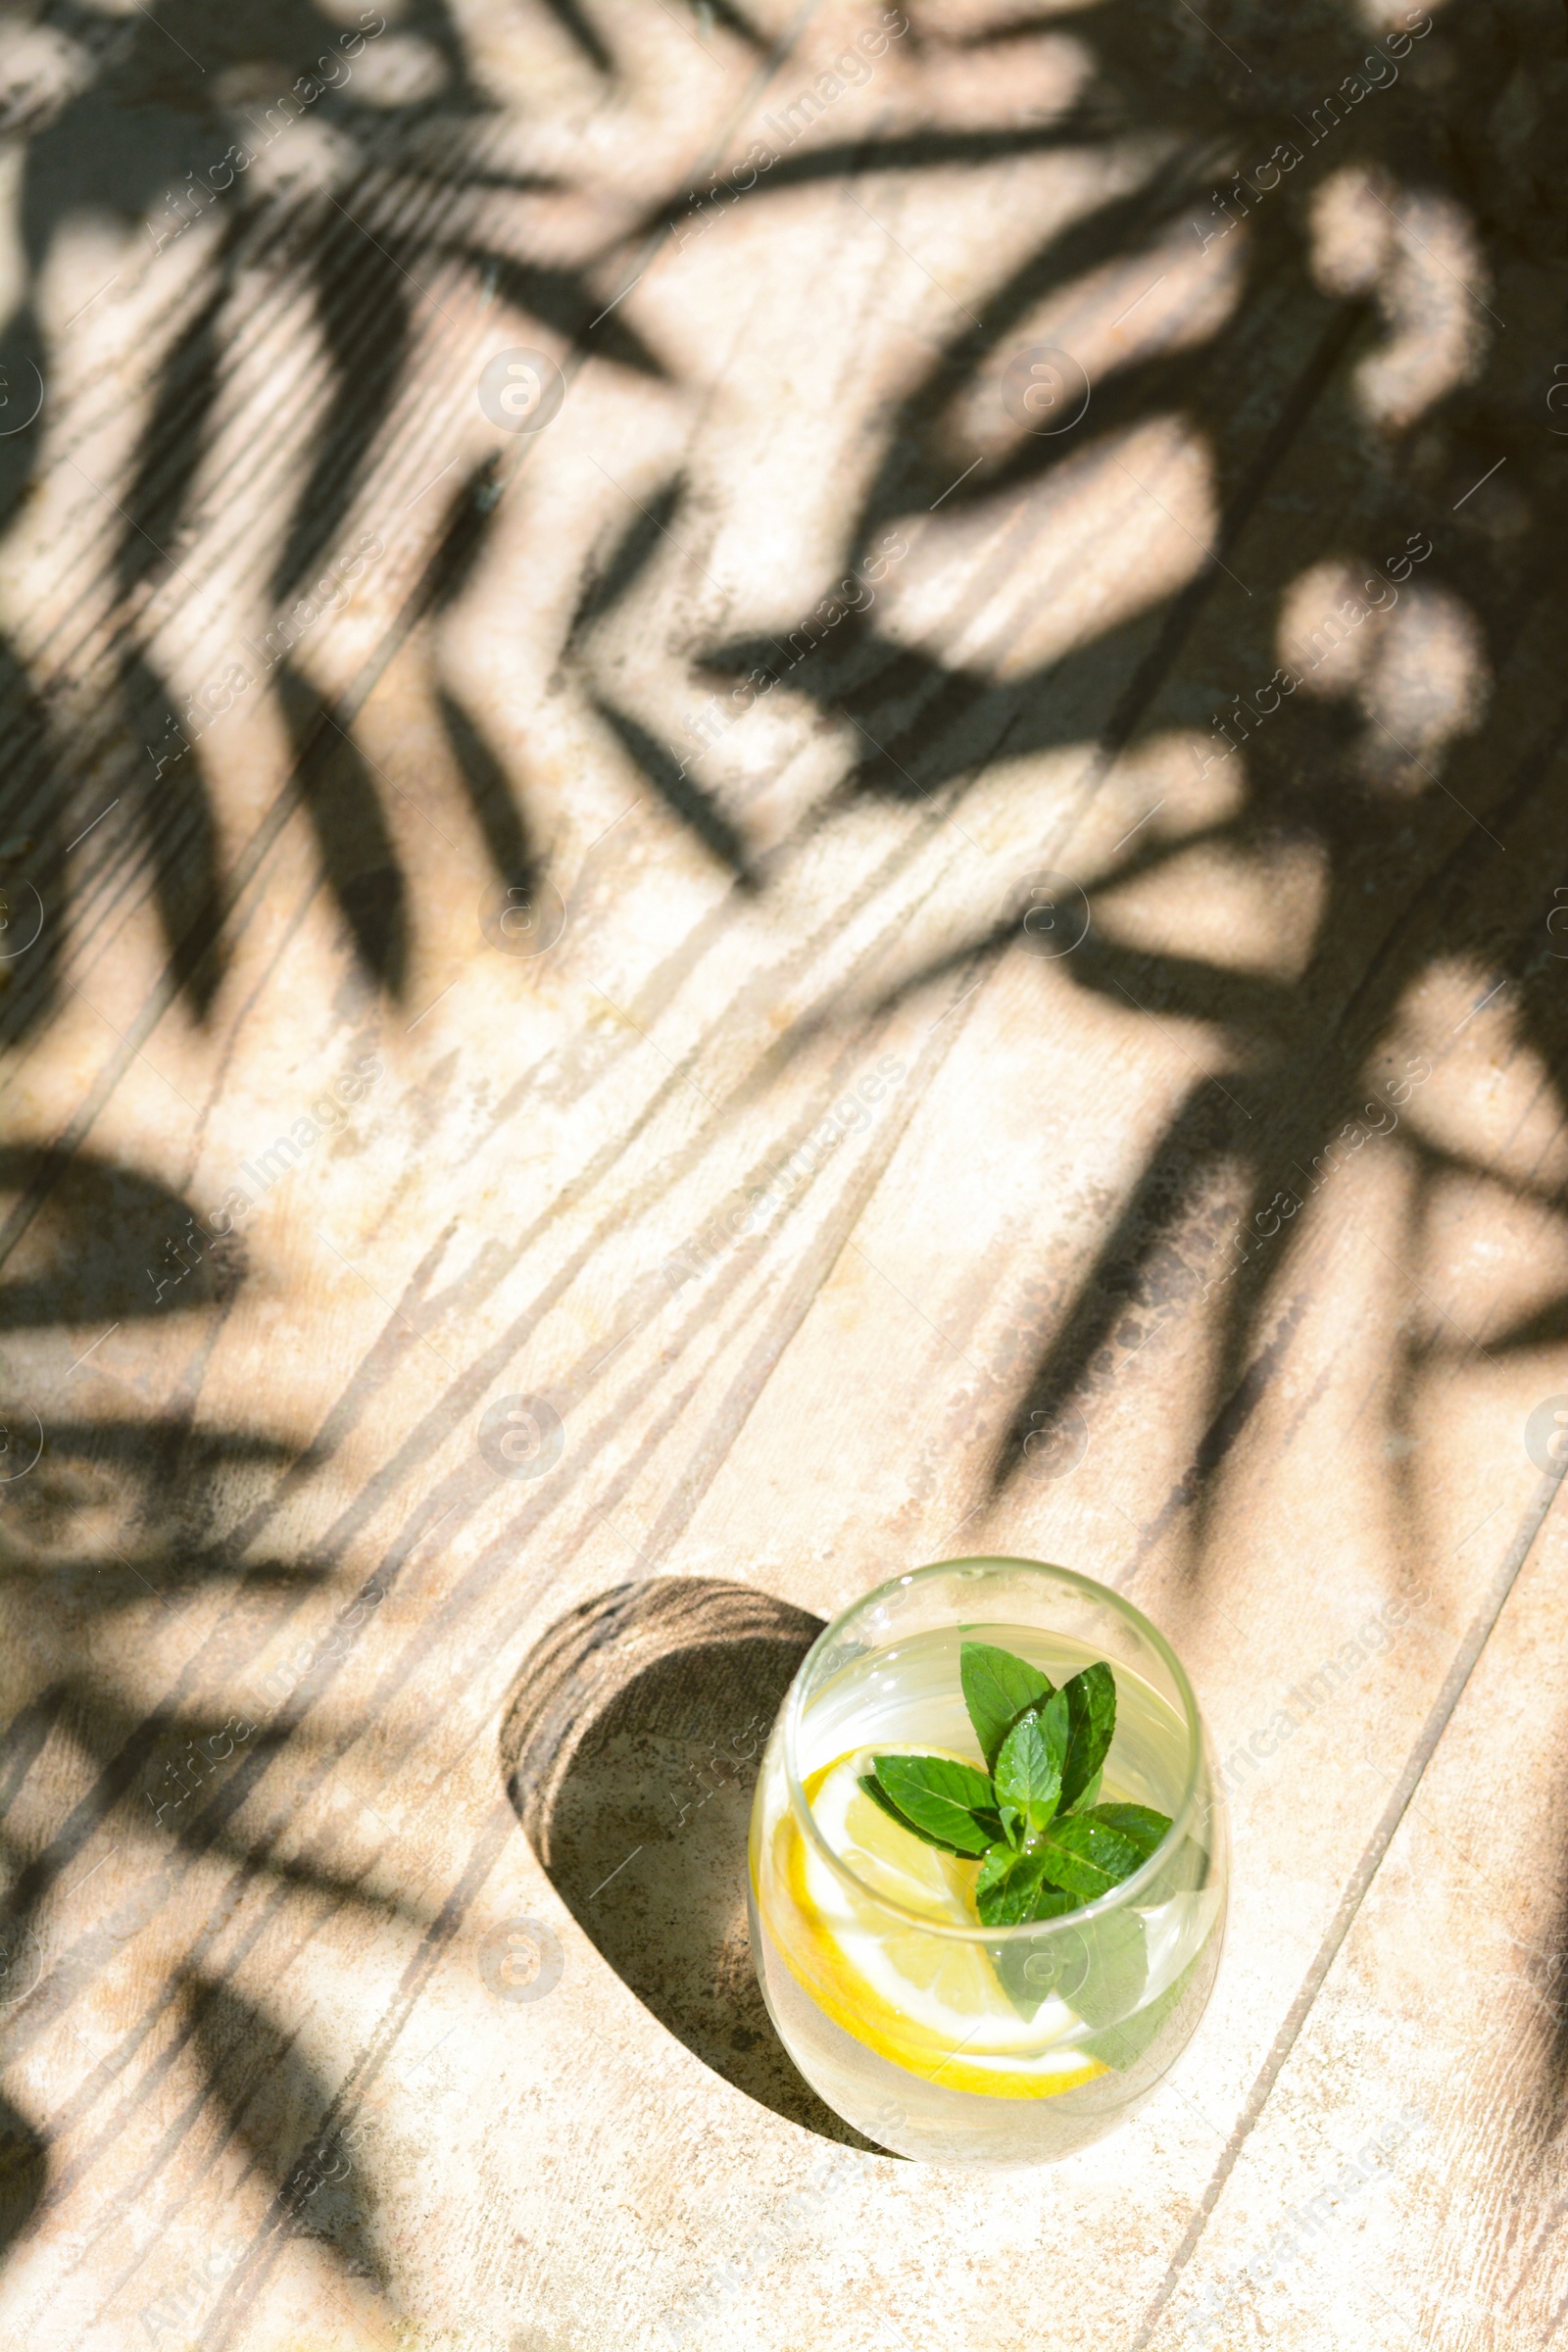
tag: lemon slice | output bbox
[770,1747,1108,2100]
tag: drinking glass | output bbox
[748,1556,1226,2166]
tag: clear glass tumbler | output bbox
[748,1556,1226,2167]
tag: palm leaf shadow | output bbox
[270,203,415,613]
[539,0,614,77]
[419,460,543,889]
[567,480,762,884]
[0,1139,427,1950]
[186,1974,390,2291]
[0,2091,45,2257]
[0,0,1565,2314]
[992,1075,1233,1491]
[0,1146,245,1333]
[122,652,227,1018]
[0,653,64,1041]
[275,667,409,996]
[0,0,672,1028]
[436,689,539,887]
[464,248,667,379]
[592,698,759,886]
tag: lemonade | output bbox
[749,1563,1226,2167]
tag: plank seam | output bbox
[1128,1461,1568,2351]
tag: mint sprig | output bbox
[858,1641,1173,1926]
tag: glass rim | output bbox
[781,1554,1209,1943]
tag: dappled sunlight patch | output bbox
[1307,162,1396,299]
[1279,557,1398,701]
[1071,731,1249,873]
[1351,0,1449,27]
[909,0,1103,35]
[931,173,1227,468]
[1309,165,1489,430]
[704,692,853,851]
[0,20,94,150]
[1276,554,1486,792]
[347,32,452,107]
[1007,219,1247,396]
[806,726,1254,1015]
[1361,202,1489,431]
[889,23,1099,126]
[1090,835,1330,985]
[710,2,1093,149]
[872,416,1218,679]
[238,111,362,201]
[1355,581,1488,779]
[1118,730,1248,822]
[1387,962,1568,1200]
[1419,1166,1568,1352]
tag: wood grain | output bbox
[0,0,1566,2344]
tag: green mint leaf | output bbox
[1082,1801,1171,1862]
[1058,1662,1116,1814]
[993,1690,1068,1841]
[870,1753,1001,1856]
[974,1842,1083,1927]
[1021,1810,1146,1902]
[858,1774,977,1856]
[960,1642,1055,1770]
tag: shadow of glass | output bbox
[500,1576,882,2149]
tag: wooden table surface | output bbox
[1,0,1566,2344]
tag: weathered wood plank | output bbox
[1,0,1567,2345]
